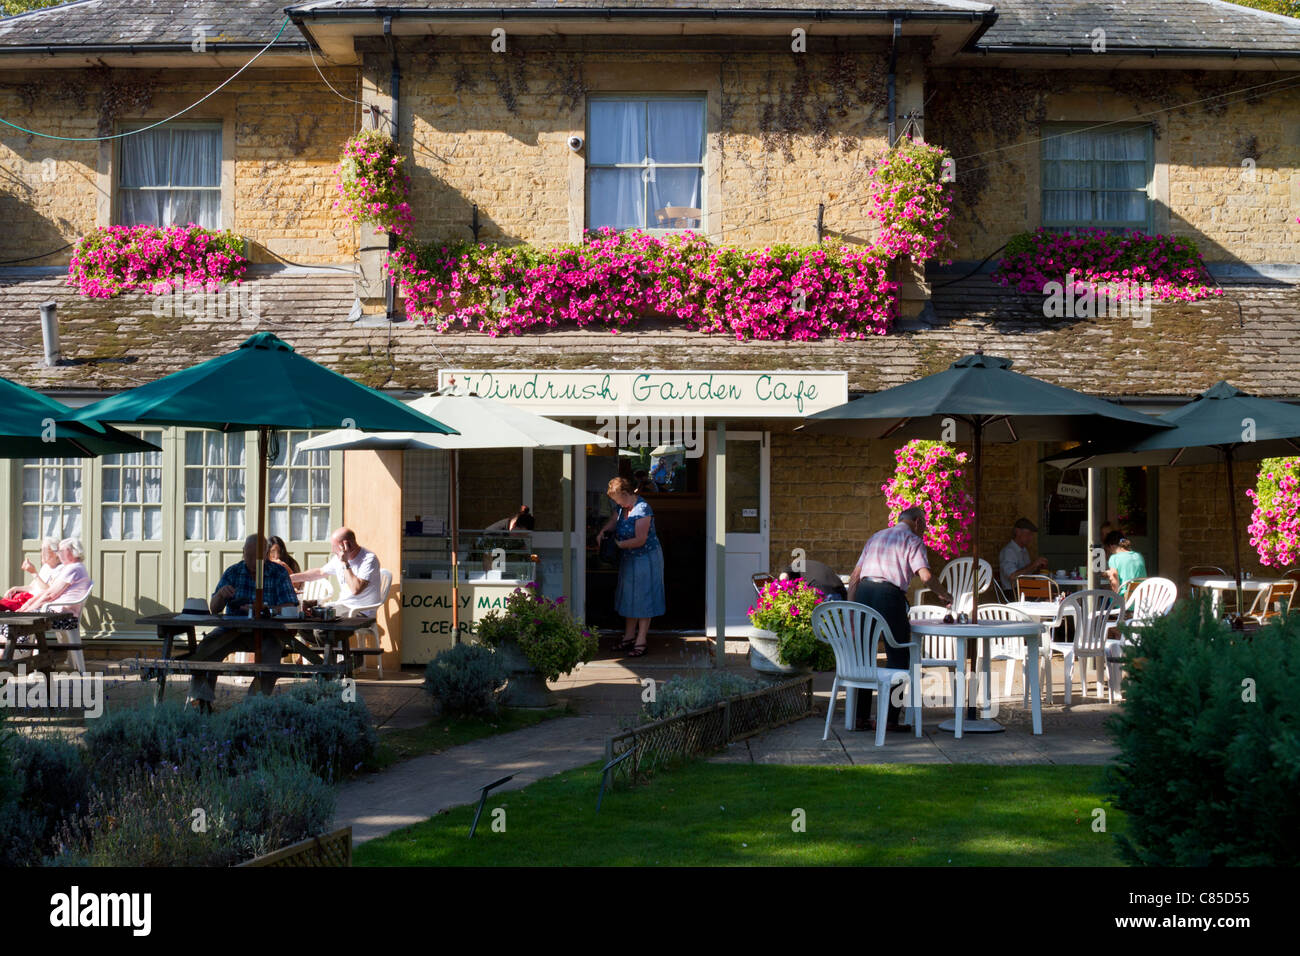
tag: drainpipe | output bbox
[39,301,60,366]
[384,16,400,322]
[887,17,901,146]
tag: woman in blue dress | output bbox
[596,476,666,657]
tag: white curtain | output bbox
[120,127,220,228]
[1044,127,1147,227]
[589,101,646,229]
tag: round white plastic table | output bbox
[909,619,1043,738]
[1188,575,1276,616]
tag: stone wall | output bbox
[927,68,1300,264]
[0,67,360,265]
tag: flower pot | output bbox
[495,638,555,708]
[746,626,809,676]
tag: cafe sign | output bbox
[437,369,849,417]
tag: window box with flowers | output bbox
[67,224,248,298]
[747,578,834,674]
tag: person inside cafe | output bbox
[778,557,848,601]
[1,536,60,611]
[485,505,535,532]
[999,517,1049,593]
[291,527,381,618]
[1104,530,1147,593]
[186,533,299,708]
[846,506,953,733]
[18,537,91,616]
[650,456,672,489]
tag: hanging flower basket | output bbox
[1247,457,1300,567]
[881,440,975,560]
[335,129,414,236]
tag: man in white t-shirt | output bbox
[292,527,381,617]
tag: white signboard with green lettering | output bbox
[437,370,848,418]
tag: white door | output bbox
[705,430,769,635]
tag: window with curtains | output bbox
[118,123,222,229]
[183,432,246,542]
[101,430,164,541]
[267,431,332,543]
[587,96,705,231]
[21,459,82,541]
[1041,124,1153,232]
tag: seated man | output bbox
[291,527,381,618]
[187,534,298,708]
[999,517,1049,594]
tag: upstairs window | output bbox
[1042,125,1152,233]
[587,96,705,231]
[118,124,222,228]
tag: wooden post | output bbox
[562,444,573,611]
[1225,446,1245,615]
[968,418,982,719]
[450,448,460,642]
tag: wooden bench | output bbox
[0,614,85,678]
[122,657,348,704]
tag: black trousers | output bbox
[851,580,913,727]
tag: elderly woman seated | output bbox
[1,536,61,610]
[19,537,92,615]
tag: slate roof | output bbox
[977,0,1300,54]
[2,267,1297,402]
[0,0,307,49]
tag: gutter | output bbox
[385,15,400,323]
[288,8,996,25]
[969,43,1300,60]
[0,42,308,55]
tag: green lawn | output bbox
[354,761,1125,866]
[370,706,570,770]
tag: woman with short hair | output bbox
[596,476,666,657]
[20,537,92,614]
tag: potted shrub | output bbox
[473,584,597,706]
[747,578,833,675]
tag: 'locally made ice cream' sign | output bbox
[437,370,848,417]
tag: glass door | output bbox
[705,430,769,633]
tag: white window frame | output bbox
[116,121,223,228]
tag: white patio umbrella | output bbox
[298,393,613,639]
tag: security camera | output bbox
[567,135,584,152]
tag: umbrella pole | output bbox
[1224,445,1245,616]
[451,449,460,643]
[254,426,268,663]
[969,419,983,719]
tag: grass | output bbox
[354,760,1125,866]
[370,706,571,770]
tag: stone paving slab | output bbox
[333,714,619,843]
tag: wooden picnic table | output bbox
[131,612,377,704]
[0,612,84,678]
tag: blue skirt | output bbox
[615,547,666,619]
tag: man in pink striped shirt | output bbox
[845,506,951,732]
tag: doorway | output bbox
[705,431,770,634]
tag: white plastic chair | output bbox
[1047,589,1121,705]
[921,557,994,614]
[301,576,336,604]
[977,603,1034,704]
[813,601,921,747]
[909,604,960,713]
[344,569,393,677]
[1105,577,1176,702]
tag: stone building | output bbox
[1,0,1298,665]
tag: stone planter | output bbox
[495,638,555,708]
[746,626,810,677]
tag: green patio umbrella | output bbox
[1044,381,1300,615]
[66,332,457,617]
[804,351,1169,728]
[0,375,160,458]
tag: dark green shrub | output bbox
[1106,598,1300,866]
[220,682,377,781]
[424,644,507,717]
[0,732,89,865]
[82,699,214,782]
[644,672,764,721]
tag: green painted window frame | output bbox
[1040,122,1154,234]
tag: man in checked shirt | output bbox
[845,505,952,732]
